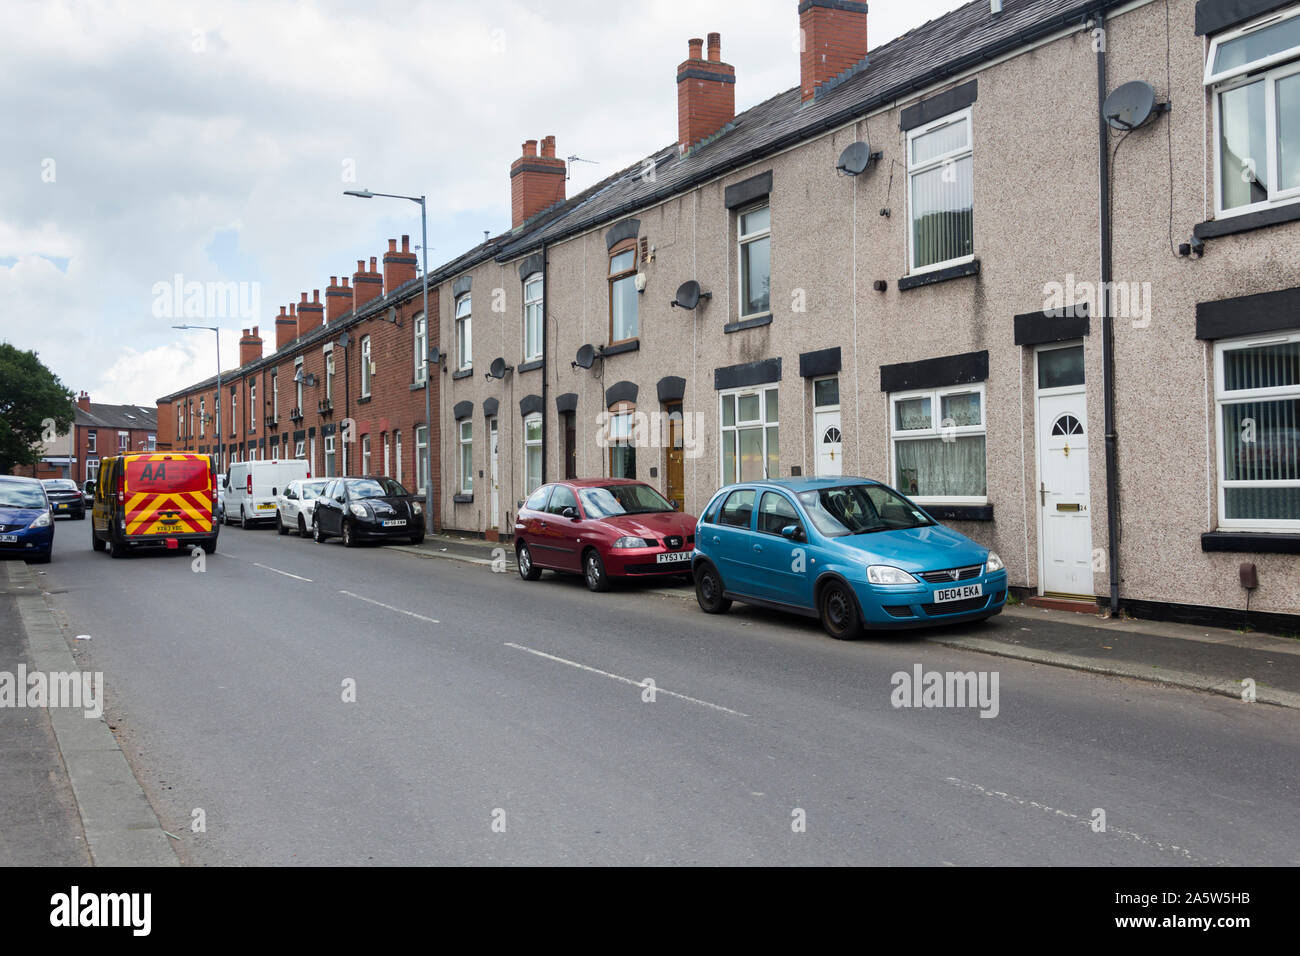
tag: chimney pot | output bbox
[678,34,736,151]
[241,328,249,338]
[707,33,721,62]
[524,139,538,157]
[300,292,308,303]
[251,325,259,338]
[289,303,296,316]
[279,305,287,316]
[401,235,410,252]
[342,277,350,288]
[330,276,337,286]
[688,37,703,59]
[370,256,377,272]
[800,0,868,102]
[388,238,397,252]
[313,290,320,303]
[510,134,567,227]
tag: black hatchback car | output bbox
[312,476,425,547]
[42,479,86,519]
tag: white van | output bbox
[224,460,311,527]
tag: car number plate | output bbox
[933,583,983,603]
[382,519,407,527]
[57,503,68,509]
[0,534,17,543]
[258,503,276,510]
[656,551,691,563]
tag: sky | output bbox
[0,0,970,407]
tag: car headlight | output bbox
[612,536,649,549]
[866,565,918,585]
[985,551,1005,573]
[30,511,52,528]
[411,502,423,515]
[349,503,368,518]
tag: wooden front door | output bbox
[665,401,685,510]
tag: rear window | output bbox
[125,457,210,494]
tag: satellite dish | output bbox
[386,306,399,325]
[574,344,596,369]
[836,141,873,176]
[488,357,509,379]
[671,280,712,310]
[1103,80,1158,131]
[429,346,442,365]
[336,331,351,348]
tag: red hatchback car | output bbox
[514,479,698,591]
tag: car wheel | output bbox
[819,579,861,641]
[409,532,425,545]
[109,535,129,559]
[583,549,609,592]
[30,551,52,564]
[239,506,247,528]
[91,527,106,552]
[298,515,307,538]
[342,520,356,548]
[694,561,732,614]
[277,512,288,535]
[201,536,217,554]
[313,517,325,543]
[517,542,542,581]
[76,511,86,520]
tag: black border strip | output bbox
[1195,284,1300,339]
[899,79,977,131]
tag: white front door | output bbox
[489,418,500,529]
[814,409,842,476]
[1038,389,1092,596]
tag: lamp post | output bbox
[344,188,433,534]
[172,324,222,470]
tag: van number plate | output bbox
[933,583,983,603]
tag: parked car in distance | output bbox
[312,476,425,547]
[42,478,86,519]
[277,478,328,536]
[0,475,54,563]
[692,477,1008,640]
[225,459,310,527]
[514,479,698,592]
[82,480,95,506]
[216,474,226,523]
[90,453,218,558]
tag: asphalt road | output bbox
[33,518,1300,866]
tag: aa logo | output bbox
[137,461,168,481]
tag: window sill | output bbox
[898,258,980,291]
[1195,201,1300,240]
[517,358,544,373]
[724,314,773,334]
[453,493,474,504]
[1201,531,1300,554]
[409,381,426,391]
[922,503,993,521]
[604,340,640,357]
[357,396,372,405]
[451,368,473,380]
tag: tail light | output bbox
[246,474,253,494]
[116,467,124,505]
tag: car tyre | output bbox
[276,512,288,535]
[109,535,129,559]
[694,561,732,614]
[91,527,106,552]
[201,536,217,554]
[30,552,52,564]
[409,532,425,545]
[342,520,356,548]
[298,515,307,538]
[313,517,325,543]
[818,579,861,641]
[517,542,542,581]
[583,548,609,592]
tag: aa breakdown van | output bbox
[90,453,218,557]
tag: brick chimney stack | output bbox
[353,257,383,313]
[800,0,869,103]
[383,235,418,294]
[297,292,325,336]
[239,326,264,366]
[677,34,735,153]
[275,305,297,351]
[510,136,566,229]
[326,276,351,323]
[77,390,90,411]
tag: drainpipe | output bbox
[1094,9,1121,617]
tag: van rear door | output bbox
[123,456,213,537]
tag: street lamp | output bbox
[172,324,223,470]
[344,188,434,534]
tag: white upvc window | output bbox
[889,383,987,503]
[118,430,129,452]
[524,413,542,493]
[249,381,256,430]
[397,430,405,486]
[362,434,371,474]
[147,434,156,451]
[294,358,304,411]
[271,369,279,423]
[199,398,206,437]
[455,294,472,370]
[324,346,334,404]
[294,440,305,459]
[737,202,771,319]
[324,435,336,477]
[1207,6,1300,217]
[607,404,636,479]
[524,274,543,362]
[459,420,473,494]
[230,388,237,436]
[1213,329,1300,530]
[360,334,372,397]
[414,312,427,383]
[906,108,974,274]
[87,430,96,453]
[719,386,779,485]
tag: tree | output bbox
[0,343,75,474]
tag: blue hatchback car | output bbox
[0,475,55,564]
[692,477,1007,639]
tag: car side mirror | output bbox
[671,499,680,510]
[516,499,524,509]
[86,481,96,495]
[335,494,345,503]
[271,486,278,496]
[561,506,578,520]
[781,524,805,542]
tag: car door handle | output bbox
[753,544,762,553]
[712,536,720,543]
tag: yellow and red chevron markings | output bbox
[125,490,213,536]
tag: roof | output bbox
[76,402,158,431]
[494,0,1120,261]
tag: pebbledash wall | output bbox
[160,0,1300,627]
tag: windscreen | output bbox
[579,484,673,517]
[0,482,46,509]
[125,457,210,494]
[797,484,934,536]
[345,477,409,498]
[44,480,79,492]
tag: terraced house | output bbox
[159,0,1300,629]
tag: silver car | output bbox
[277,478,329,537]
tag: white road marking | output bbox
[504,642,748,717]
[339,590,439,624]
[253,562,313,582]
[945,777,1223,864]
